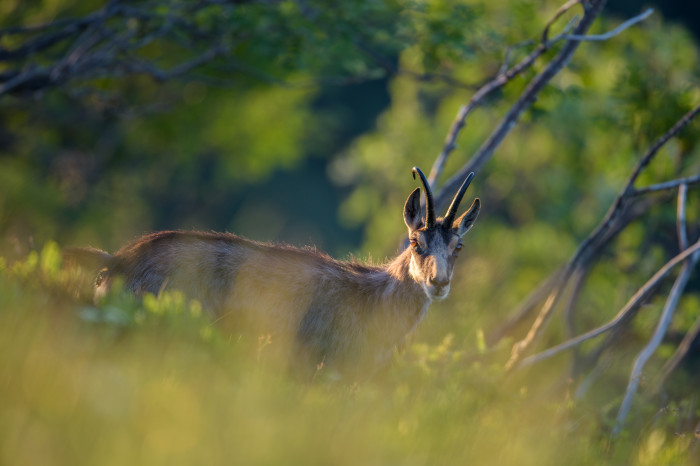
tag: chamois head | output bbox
[403,167,480,301]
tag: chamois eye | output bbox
[409,238,423,254]
[454,243,463,255]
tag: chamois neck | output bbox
[385,247,416,283]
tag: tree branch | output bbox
[541,0,582,44]
[652,184,700,394]
[654,313,700,394]
[677,183,689,251]
[485,270,561,346]
[563,265,590,372]
[488,196,655,348]
[430,1,656,201]
[631,173,700,197]
[516,237,700,369]
[0,1,248,98]
[428,2,584,186]
[613,214,700,435]
[433,0,608,210]
[563,8,653,42]
[505,101,700,371]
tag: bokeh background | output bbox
[2,0,700,464]
[2,0,698,256]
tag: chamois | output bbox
[68,167,480,376]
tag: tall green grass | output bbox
[0,243,696,465]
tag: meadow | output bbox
[0,242,696,466]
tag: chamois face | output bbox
[403,168,480,301]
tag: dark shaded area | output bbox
[608,0,700,41]
[188,77,393,255]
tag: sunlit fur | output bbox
[73,171,480,377]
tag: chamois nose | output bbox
[429,277,449,289]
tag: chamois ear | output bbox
[452,198,480,237]
[403,187,423,232]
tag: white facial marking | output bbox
[408,231,462,301]
[409,254,422,281]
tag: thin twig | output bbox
[564,8,653,42]
[631,173,700,196]
[541,0,582,44]
[124,44,226,82]
[498,39,535,76]
[0,1,238,98]
[613,248,700,435]
[677,184,689,251]
[0,2,115,38]
[563,266,589,372]
[517,237,700,369]
[623,105,700,196]
[575,351,615,399]
[654,313,700,394]
[0,65,51,96]
[485,271,561,346]
[353,39,475,90]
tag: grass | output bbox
[0,243,697,465]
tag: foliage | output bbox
[1,0,700,464]
[1,248,698,466]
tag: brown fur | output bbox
[68,169,480,377]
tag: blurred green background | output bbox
[1,0,700,464]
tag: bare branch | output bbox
[0,65,52,96]
[352,39,476,90]
[613,244,700,435]
[541,0,582,44]
[654,313,700,394]
[497,39,535,76]
[427,3,584,186]
[613,186,695,434]
[430,2,655,194]
[651,184,700,394]
[516,237,700,369]
[623,104,700,196]
[563,8,654,42]
[677,183,689,251]
[122,44,226,82]
[485,270,561,346]
[568,197,661,378]
[489,197,655,348]
[433,0,607,212]
[504,101,700,371]
[0,1,247,98]
[0,28,83,61]
[0,0,118,37]
[563,266,590,369]
[631,173,700,197]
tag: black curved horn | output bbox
[443,172,475,227]
[412,167,436,228]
